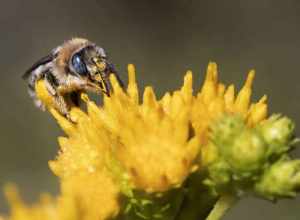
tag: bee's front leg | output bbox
[54,95,71,118]
[44,76,71,118]
[55,79,89,117]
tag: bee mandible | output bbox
[23,38,123,117]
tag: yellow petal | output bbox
[234,70,255,116]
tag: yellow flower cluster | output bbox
[3,63,268,220]
[3,184,57,220]
[192,63,267,145]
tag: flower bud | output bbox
[225,130,267,176]
[257,115,295,156]
[211,115,267,176]
[255,156,300,200]
[208,160,232,187]
[210,114,245,148]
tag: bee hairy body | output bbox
[23,38,123,118]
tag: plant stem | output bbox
[174,173,218,220]
[206,194,239,220]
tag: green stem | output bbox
[206,194,239,220]
[174,173,218,220]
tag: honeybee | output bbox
[23,38,123,117]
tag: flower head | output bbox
[6,62,298,220]
[45,63,267,194]
[48,64,201,193]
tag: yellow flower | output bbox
[47,64,201,193]
[4,62,268,220]
[3,184,58,220]
[57,172,120,220]
[192,63,267,145]
[196,63,267,167]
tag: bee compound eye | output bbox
[71,53,88,76]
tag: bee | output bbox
[23,38,123,118]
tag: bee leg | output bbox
[56,84,83,107]
[44,71,59,96]
[44,75,71,118]
[69,91,81,107]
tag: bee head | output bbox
[57,38,117,94]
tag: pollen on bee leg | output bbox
[80,93,90,103]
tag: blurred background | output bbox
[0,0,299,219]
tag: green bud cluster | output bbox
[257,114,295,157]
[204,114,299,200]
[254,156,300,200]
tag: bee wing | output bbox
[22,53,57,80]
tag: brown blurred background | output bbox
[0,0,299,219]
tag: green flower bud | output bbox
[224,130,267,177]
[207,114,299,200]
[257,114,295,156]
[208,160,232,187]
[255,156,300,200]
[210,114,245,148]
[211,115,267,176]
